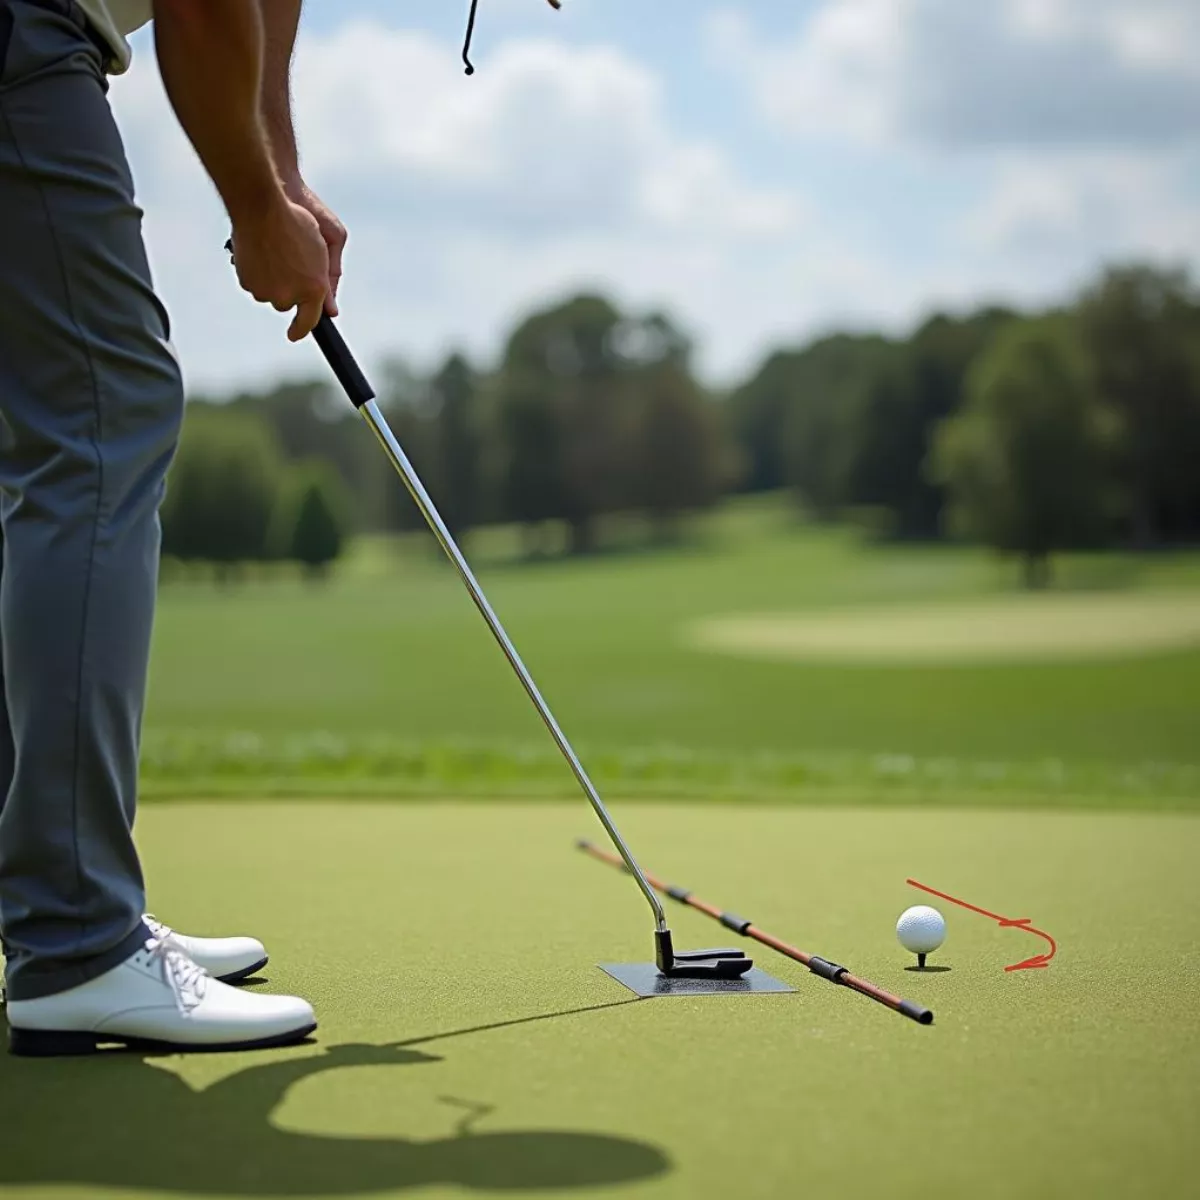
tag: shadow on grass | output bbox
[0,1002,668,1195]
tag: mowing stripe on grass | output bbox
[136,732,1200,808]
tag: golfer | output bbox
[0,0,343,1055]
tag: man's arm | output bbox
[259,0,303,187]
[152,0,330,340]
[152,0,280,223]
[258,0,347,310]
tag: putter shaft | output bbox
[309,316,667,932]
[578,839,934,1025]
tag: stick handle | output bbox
[223,237,376,410]
[312,314,375,408]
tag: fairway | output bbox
[142,507,1200,805]
[3,801,1197,1200]
[688,589,1200,664]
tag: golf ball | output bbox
[896,905,946,955]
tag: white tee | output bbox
[75,0,153,74]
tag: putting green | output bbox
[688,589,1200,664]
[2,801,1198,1199]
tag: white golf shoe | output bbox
[6,935,315,1057]
[143,915,268,984]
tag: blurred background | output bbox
[113,0,1200,807]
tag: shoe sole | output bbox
[8,1021,316,1058]
[216,956,269,985]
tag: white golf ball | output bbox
[896,905,946,955]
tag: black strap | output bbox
[462,0,480,75]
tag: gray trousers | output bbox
[0,0,181,1000]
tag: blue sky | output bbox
[112,0,1200,393]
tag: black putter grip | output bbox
[312,315,375,408]
[222,238,374,408]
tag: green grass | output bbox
[143,497,1200,806]
[17,499,1195,1197]
[4,801,1197,1199]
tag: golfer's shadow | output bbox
[0,1009,669,1195]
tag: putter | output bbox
[579,840,934,1023]
[301,308,750,982]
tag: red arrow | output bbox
[907,879,1057,972]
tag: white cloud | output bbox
[105,6,1198,397]
[708,0,1200,147]
[961,152,1200,267]
[703,0,1200,321]
[293,25,799,241]
[108,20,804,392]
[1009,0,1200,74]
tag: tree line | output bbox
[731,264,1200,581]
[165,295,728,572]
[164,263,1200,584]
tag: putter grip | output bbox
[313,314,375,408]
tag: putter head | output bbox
[655,930,752,979]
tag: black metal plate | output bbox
[599,962,794,997]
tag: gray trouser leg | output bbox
[0,1,183,1000]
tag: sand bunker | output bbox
[688,591,1200,665]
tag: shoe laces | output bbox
[144,914,171,940]
[145,929,209,1014]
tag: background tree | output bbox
[430,353,482,540]
[162,407,285,573]
[497,294,633,555]
[930,319,1116,587]
[728,348,816,498]
[1075,266,1200,547]
[273,463,349,579]
[161,260,1200,575]
[373,359,442,535]
[496,376,567,556]
[224,379,373,529]
[845,309,1016,537]
[624,315,726,540]
[777,333,895,520]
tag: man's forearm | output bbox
[152,0,282,221]
[259,0,304,188]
